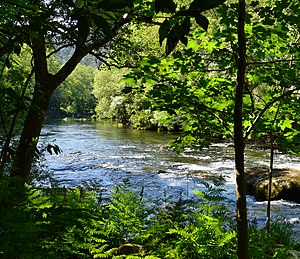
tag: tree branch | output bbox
[201,105,234,139]
[188,96,234,139]
[53,17,132,89]
[244,86,300,139]
[46,44,74,59]
[247,58,300,66]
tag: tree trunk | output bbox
[10,29,88,182]
[266,103,280,233]
[10,82,53,182]
[235,0,249,258]
[266,132,274,233]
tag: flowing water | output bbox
[42,119,300,238]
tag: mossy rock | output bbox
[189,171,216,179]
[245,167,300,203]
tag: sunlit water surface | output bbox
[41,120,300,239]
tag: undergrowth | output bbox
[0,177,298,258]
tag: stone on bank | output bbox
[245,167,300,203]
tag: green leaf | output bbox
[166,35,179,56]
[101,10,117,23]
[145,78,156,86]
[92,15,112,35]
[121,77,135,85]
[279,118,294,131]
[213,102,228,110]
[187,39,200,50]
[139,58,150,67]
[75,0,84,9]
[194,14,209,31]
[159,20,170,46]
[206,41,216,52]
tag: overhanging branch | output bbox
[244,86,300,139]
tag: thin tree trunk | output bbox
[266,132,274,233]
[266,103,280,233]
[235,0,249,258]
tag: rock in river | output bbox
[245,167,300,203]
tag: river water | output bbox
[42,119,300,236]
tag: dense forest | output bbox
[0,0,300,258]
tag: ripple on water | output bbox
[42,120,300,239]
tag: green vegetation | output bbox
[0,177,297,258]
[1,0,300,258]
[49,63,97,118]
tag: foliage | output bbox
[108,23,165,68]
[1,0,300,258]
[248,217,295,258]
[49,63,97,118]
[122,0,300,153]
[93,66,131,121]
[1,0,227,182]
[0,178,297,258]
[92,24,168,129]
[0,46,35,175]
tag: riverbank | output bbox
[1,177,299,258]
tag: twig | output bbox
[247,58,300,66]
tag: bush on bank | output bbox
[0,177,298,259]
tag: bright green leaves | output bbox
[121,76,136,86]
[187,39,201,51]
[157,0,226,56]
[279,118,294,131]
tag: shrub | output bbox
[0,177,298,258]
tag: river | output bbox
[42,119,300,237]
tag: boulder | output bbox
[245,167,300,203]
